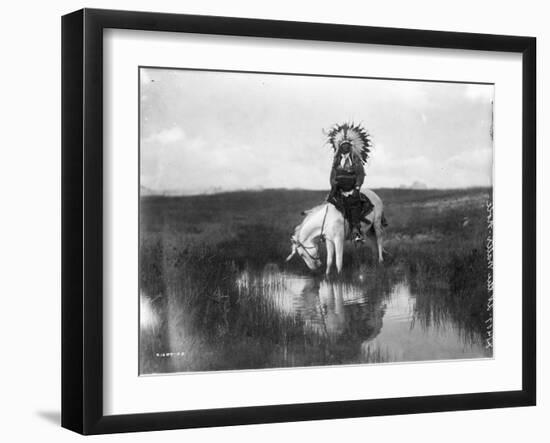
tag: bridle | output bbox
[287,205,330,264]
[294,239,321,263]
[319,204,329,242]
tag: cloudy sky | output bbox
[140,68,493,194]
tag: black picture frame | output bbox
[62,8,536,435]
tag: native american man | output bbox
[326,123,374,242]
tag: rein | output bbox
[295,239,320,262]
[295,204,330,262]
[319,204,329,242]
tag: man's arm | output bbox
[330,155,340,188]
[330,165,337,187]
[354,163,365,189]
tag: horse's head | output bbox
[286,235,322,271]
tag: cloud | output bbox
[367,152,433,188]
[140,69,151,85]
[365,145,492,189]
[446,147,492,169]
[140,68,494,193]
[464,84,494,103]
[144,126,185,145]
[441,147,493,187]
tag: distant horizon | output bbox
[140,184,493,197]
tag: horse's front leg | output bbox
[325,239,335,276]
[334,235,344,274]
[374,222,384,264]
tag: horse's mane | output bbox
[294,203,328,237]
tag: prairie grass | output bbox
[139,188,492,373]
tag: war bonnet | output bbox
[327,122,372,165]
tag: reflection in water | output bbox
[237,271,380,340]
[361,281,489,362]
[140,294,160,331]
[141,264,491,373]
[236,266,490,366]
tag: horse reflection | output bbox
[296,277,347,338]
[236,268,387,364]
[293,276,385,346]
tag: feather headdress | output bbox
[326,122,372,164]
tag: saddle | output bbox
[327,191,375,224]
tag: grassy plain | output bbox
[139,188,492,373]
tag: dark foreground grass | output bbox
[139,188,492,374]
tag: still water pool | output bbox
[140,264,491,373]
[235,267,491,366]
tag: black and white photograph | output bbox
[139,67,494,374]
[1,0,543,439]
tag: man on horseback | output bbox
[326,123,374,242]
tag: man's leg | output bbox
[349,207,363,241]
[329,188,345,212]
[345,193,363,241]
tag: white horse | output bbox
[285,189,385,275]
